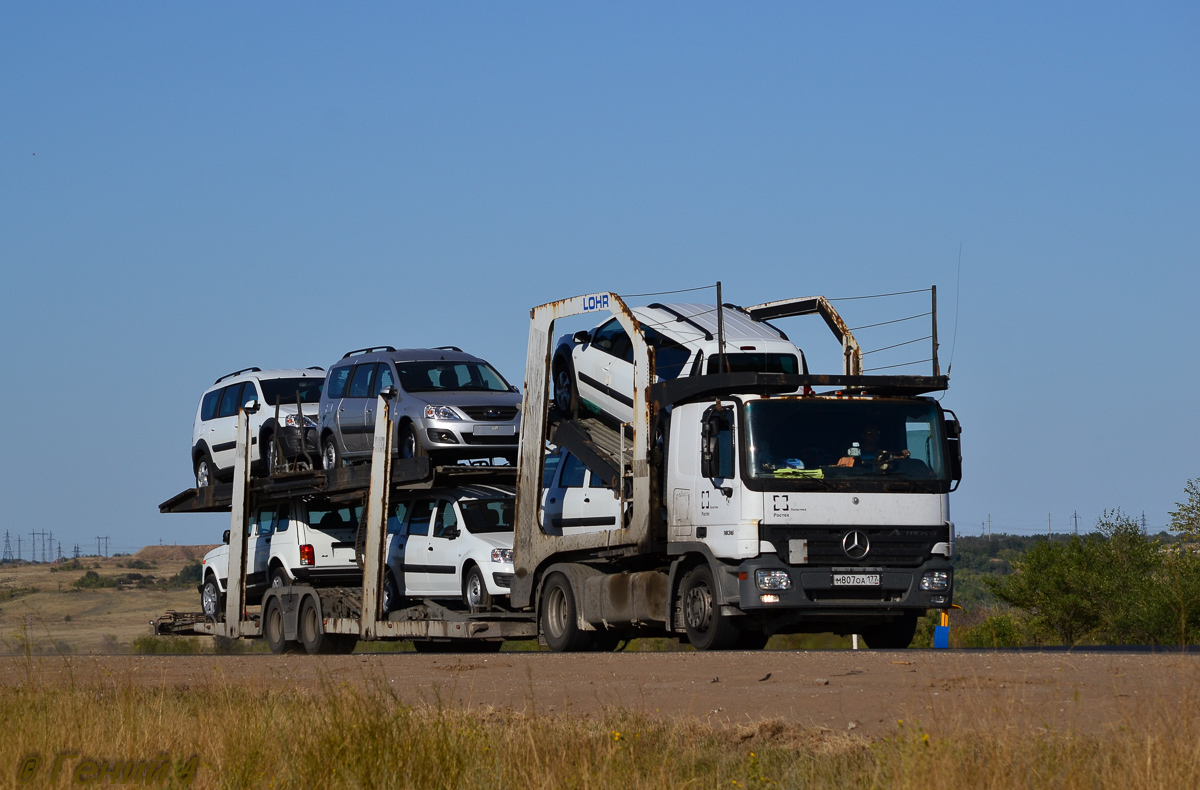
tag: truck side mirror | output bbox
[945,417,962,486]
[222,530,230,545]
[572,330,590,345]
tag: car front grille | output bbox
[462,433,517,446]
[761,525,947,568]
[459,405,519,421]
[492,572,514,588]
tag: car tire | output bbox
[398,422,424,460]
[540,573,592,652]
[201,576,224,620]
[382,571,400,617]
[322,435,341,471]
[269,566,290,589]
[462,565,492,611]
[264,597,295,654]
[298,595,337,655]
[680,564,739,651]
[553,358,579,418]
[860,613,919,649]
[195,451,217,489]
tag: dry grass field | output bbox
[0,546,212,655]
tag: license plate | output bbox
[472,424,517,436]
[833,573,880,586]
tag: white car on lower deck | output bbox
[382,485,516,614]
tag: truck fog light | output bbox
[931,594,947,605]
[920,571,950,591]
[760,594,780,603]
[755,569,792,591]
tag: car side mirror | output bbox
[509,385,520,393]
[222,530,230,545]
[243,399,259,414]
[379,385,397,400]
[700,410,730,480]
[444,527,459,540]
[572,330,590,345]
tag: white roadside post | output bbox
[223,410,253,636]
[360,393,393,640]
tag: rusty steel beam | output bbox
[222,411,253,638]
[359,394,393,640]
[510,292,654,609]
[745,295,863,375]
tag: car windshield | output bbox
[459,499,514,534]
[707,353,799,375]
[260,378,324,405]
[744,399,945,481]
[395,361,511,393]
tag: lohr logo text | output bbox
[16,753,198,786]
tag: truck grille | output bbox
[459,405,518,421]
[761,524,947,568]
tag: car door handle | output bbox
[339,407,345,412]
[427,546,434,551]
[548,497,556,504]
[583,498,591,503]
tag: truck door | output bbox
[693,405,743,558]
[400,499,437,595]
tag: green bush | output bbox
[959,613,1027,648]
[72,571,117,589]
[167,561,203,588]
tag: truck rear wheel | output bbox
[541,573,592,652]
[298,596,339,654]
[861,613,918,649]
[680,564,740,651]
[264,597,296,654]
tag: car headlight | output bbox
[920,570,951,591]
[755,569,792,591]
[284,414,317,428]
[491,548,513,564]
[424,405,461,421]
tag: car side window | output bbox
[433,502,459,538]
[372,364,395,397]
[591,318,630,359]
[327,367,352,399]
[407,500,435,536]
[275,504,290,533]
[388,501,409,534]
[201,390,221,421]
[347,364,376,398]
[542,453,562,489]
[217,383,245,418]
[559,453,587,488]
[588,470,611,489]
[255,509,277,536]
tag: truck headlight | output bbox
[920,571,950,591]
[755,569,792,591]
[424,405,461,421]
[284,413,317,428]
[491,548,513,564]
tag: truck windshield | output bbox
[395,361,511,393]
[260,378,324,405]
[459,499,514,533]
[744,399,945,481]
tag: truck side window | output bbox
[407,500,435,536]
[327,366,351,399]
[701,408,735,479]
[433,502,458,538]
[559,453,587,488]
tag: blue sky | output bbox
[1,3,1197,554]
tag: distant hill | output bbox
[134,545,217,563]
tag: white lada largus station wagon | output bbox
[192,367,324,487]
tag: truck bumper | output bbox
[730,554,954,615]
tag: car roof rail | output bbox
[646,303,714,341]
[306,366,325,371]
[341,346,397,359]
[214,367,262,385]
[434,345,463,352]
[722,302,789,341]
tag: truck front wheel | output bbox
[680,565,740,651]
[541,573,592,652]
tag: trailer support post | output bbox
[360,394,393,639]
[223,411,253,636]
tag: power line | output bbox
[862,335,933,356]
[863,358,932,372]
[849,311,932,332]
[829,287,932,302]
[622,284,716,298]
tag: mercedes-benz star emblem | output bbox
[842,530,870,560]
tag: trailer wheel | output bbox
[540,573,592,652]
[201,576,224,620]
[298,596,337,655]
[861,613,918,649]
[680,565,739,651]
[264,597,295,654]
